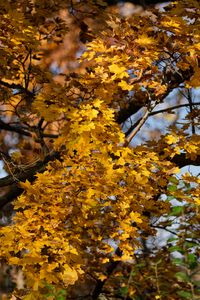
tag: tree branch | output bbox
[116,102,143,124]
[0,119,59,138]
[0,79,34,98]
[92,248,122,299]
[0,151,60,188]
[186,89,196,134]
[124,102,156,146]
[0,186,23,210]
[125,102,200,137]
[150,102,200,117]
[171,153,200,168]
[117,66,194,124]
[0,151,199,209]
[0,119,32,137]
[151,224,200,245]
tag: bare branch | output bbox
[124,102,156,146]
[117,66,194,124]
[0,185,23,210]
[171,153,200,168]
[150,102,200,117]
[151,225,200,245]
[125,102,200,137]
[0,79,34,99]
[0,119,59,138]
[0,119,32,136]
[187,89,196,134]
[0,151,60,188]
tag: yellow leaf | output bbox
[9,257,20,264]
[22,294,36,300]
[135,35,154,45]
[61,264,78,286]
[98,274,107,281]
[130,212,142,224]
[33,280,39,291]
[108,64,129,79]
[11,38,21,45]
[101,257,110,263]
[93,99,103,108]
[165,134,179,144]
[118,80,133,91]
[189,69,200,88]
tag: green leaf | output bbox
[120,286,129,297]
[172,258,184,266]
[169,177,179,184]
[57,296,66,300]
[166,195,175,201]
[167,237,178,243]
[184,241,197,249]
[177,291,192,299]
[175,271,190,282]
[184,182,191,190]
[167,184,177,192]
[187,253,197,269]
[130,271,137,276]
[45,283,55,291]
[169,245,184,254]
[169,206,184,216]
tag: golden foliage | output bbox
[0,0,199,299]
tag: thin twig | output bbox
[124,102,156,146]
[0,151,60,188]
[151,225,200,245]
[154,261,161,300]
[125,102,200,137]
[0,119,32,136]
[187,89,195,134]
[150,101,200,117]
[1,157,19,183]
[0,118,59,138]
[0,79,34,98]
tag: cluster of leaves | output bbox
[0,0,199,299]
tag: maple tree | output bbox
[0,0,200,299]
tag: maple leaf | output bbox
[135,35,155,45]
[118,80,133,91]
[108,64,129,80]
[165,134,179,145]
